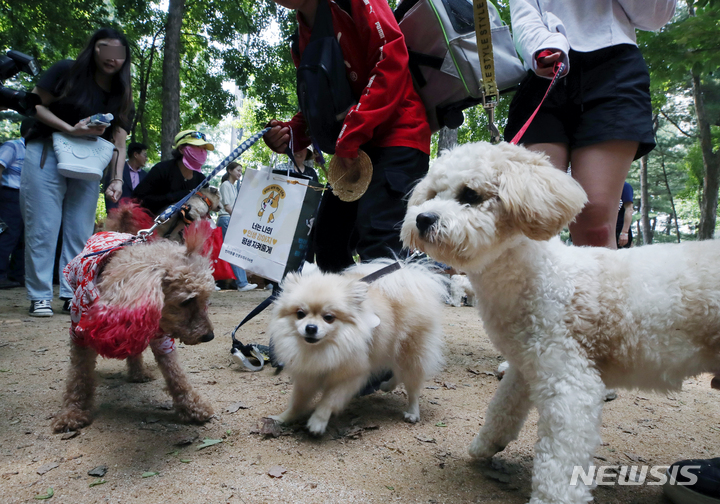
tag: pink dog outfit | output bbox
[64,231,175,359]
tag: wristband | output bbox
[110,178,123,184]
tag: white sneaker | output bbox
[237,283,258,292]
[29,300,54,317]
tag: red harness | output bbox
[64,232,175,359]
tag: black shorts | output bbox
[504,44,655,160]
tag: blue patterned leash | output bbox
[137,127,270,240]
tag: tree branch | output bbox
[660,109,694,138]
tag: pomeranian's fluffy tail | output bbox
[105,199,155,235]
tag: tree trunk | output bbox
[693,71,720,239]
[135,29,162,147]
[438,127,458,154]
[640,154,653,245]
[161,0,185,160]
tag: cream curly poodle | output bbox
[401,141,720,504]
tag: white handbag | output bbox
[52,132,115,181]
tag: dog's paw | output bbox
[177,402,214,424]
[468,435,503,460]
[306,415,328,436]
[51,409,92,433]
[268,414,288,424]
[403,411,420,423]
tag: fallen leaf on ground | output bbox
[415,436,437,443]
[268,466,286,478]
[225,401,250,414]
[37,463,59,475]
[442,382,457,390]
[196,438,223,450]
[259,417,282,438]
[435,422,447,427]
[60,431,79,440]
[34,488,53,499]
[141,471,159,478]
[89,479,106,487]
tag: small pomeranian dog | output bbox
[268,260,446,435]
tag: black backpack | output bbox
[294,0,356,154]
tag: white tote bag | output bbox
[220,168,323,282]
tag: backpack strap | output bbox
[310,0,335,41]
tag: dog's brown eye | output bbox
[459,187,483,205]
[297,310,306,320]
[323,314,335,323]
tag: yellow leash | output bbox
[473,0,501,143]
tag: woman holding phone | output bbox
[20,27,134,317]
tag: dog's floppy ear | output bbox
[497,144,587,241]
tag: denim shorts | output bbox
[503,44,655,160]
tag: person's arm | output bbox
[616,0,676,31]
[509,0,570,77]
[0,141,16,180]
[331,0,416,158]
[31,86,107,137]
[105,127,128,203]
[219,182,235,214]
[618,201,634,246]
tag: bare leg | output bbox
[126,352,153,382]
[468,363,531,459]
[525,142,570,173]
[568,140,638,248]
[153,350,213,423]
[270,376,321,424]
[306,376,367,435]
[52,343,98,432]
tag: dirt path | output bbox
[1,286,718,503]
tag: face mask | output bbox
[181,145,208,172]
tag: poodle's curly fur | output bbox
[401,141,720,504]
[52,222,217,433]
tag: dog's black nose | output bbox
[305,324,318,336]
[416,212,439,235]
[201,332,215,342]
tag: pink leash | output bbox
[509,52,566,145]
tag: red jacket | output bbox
[283,0,431,158]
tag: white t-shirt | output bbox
[510,0,676,75]
[218,179,239,217]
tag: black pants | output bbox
[314,145,429,273]
[0,187,25,281]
